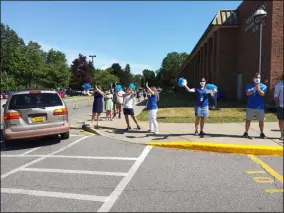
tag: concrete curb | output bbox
[147,142,284,156]
[81,124,284,156]
[82,124,143,143]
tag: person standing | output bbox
[184,77,210,137]
[91,85,104,127]
[118,86,141,130]
[243,73,267,139]
[104,90,114,121]
[274,76,284,141]
[113,89,125,119]
[146,82,159,134]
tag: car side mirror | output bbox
[2,104,5,108]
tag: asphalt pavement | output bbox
[1,97,283,212]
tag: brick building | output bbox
[178,1,283,105]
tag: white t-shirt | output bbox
[124,94,134,108]
[116,91,125,104]
[274,81,284,108]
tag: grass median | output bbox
[136,93,277,123]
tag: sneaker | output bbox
[260,133,266,139]
[154,131,159,135]
[194,131,198,136]
[137,125,141,130]
[148,129,154,133]
[243,132,249,138]
[200,131,206,136]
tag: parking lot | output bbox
[1,129,283,212]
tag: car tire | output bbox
[61,132,70,140]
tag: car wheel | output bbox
[61,132,70,140]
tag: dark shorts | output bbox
[123,108,134,116]
[277,106,284,120]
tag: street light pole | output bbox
[253,8,267,75]
[258,23,263,75]
[89,55,96,65]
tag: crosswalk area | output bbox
[1,134,151,212]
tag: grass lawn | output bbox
[136,93,277,123]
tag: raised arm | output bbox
[184,85,195,93]
[95,85,105,96]
[146,82,154,95]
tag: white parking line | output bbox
[1,136,89,179]
[1,154,138,161]
[21,168,128,177]
[97,145,152,212]
[19,147,41,156]
[1,188,107,202]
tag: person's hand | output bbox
[255,84,260,91]
[146,82,148,87]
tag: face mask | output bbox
[254,78,261,84]
[200,82,205,87]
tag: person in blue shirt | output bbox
[184,77,211,137]
[146,82,159,134]
[244,72,267,139]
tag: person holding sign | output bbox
[243,73,267,139]
[179,77,216,137]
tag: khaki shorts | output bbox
[246,108,264,121]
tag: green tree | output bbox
[132,74,142,88]
[110,63,122,77]
[159,52,189,87]
[0,23,25,89]
[69,54,93,90]
[142,69,156,86]
[124,64,131,74]
[40,49,70,89]
[93,69,119,90]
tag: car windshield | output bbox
[8,93,63,110]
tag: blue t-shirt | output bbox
[147,93,158,110]
[195,88,209,107]
[246,83,267,109]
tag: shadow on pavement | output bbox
[1,135,61,152]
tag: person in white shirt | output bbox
[113,90,125,119]
[118,86,141,130]
[274,76,284,141]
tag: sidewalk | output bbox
[82,101,283,156]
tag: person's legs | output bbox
[96,113,101,126]
[149,110,153,132]
[195,117,200,135]
[200,106,208,135]
[244,108,254,137]
[277,106,284,140]
[151,109,159,133]
[109,110,113,121]
[91,112,96,126]
[256,109,266,138]
[118,104,122,118]
[200,117,205,132]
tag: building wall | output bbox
[270,0,283,88]
[237,1,273,100]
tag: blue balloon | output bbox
[129,83,136,90]
[206,83,217,90]
[115,84,122,91]
[178,78,185,87]
[82,83,91,89]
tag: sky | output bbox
[1,1,242,75]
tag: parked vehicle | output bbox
[2,90,70,142]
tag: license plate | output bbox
[32,116,45,123]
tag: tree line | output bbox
[1,23,189,91]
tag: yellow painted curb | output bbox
[147,142,284,156]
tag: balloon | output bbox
[82,83,91,89]
[115,84,122,91]
[206,83,218,93]
[178,78,187,87]
[129,83,136,90]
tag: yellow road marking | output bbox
[247,170,266,174]
[265,189,284,193]
[79,130,96,135]
[248,155,283,183]
[253,177,274,183]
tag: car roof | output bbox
[10,90,57,95]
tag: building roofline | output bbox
[179,9,240,73]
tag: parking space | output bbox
[1,134,150,212]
